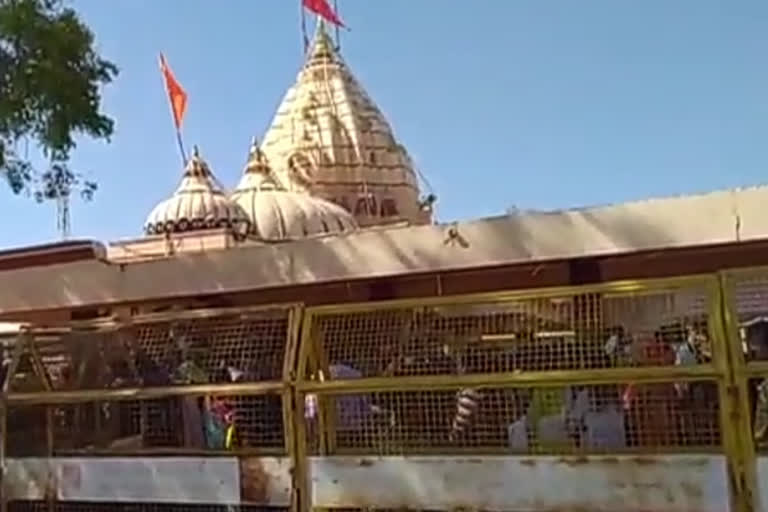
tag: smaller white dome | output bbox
[230,139,357,241]
[145,147,250,235]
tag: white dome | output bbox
[145,147,250,235]
[230,140,357,241]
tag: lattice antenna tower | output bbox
[57,193,70,240]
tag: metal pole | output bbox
[333,0,341,51]
[175,130,187,167]
[300,0,309,54]
[1,332,27,512]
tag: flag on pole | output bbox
[159,53,188,130]
[302,0,345,28]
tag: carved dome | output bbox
[230,138,358,241]
[144,147,250,235]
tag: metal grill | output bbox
[329,510,439,512]
[6,394,285,455]
[133,313,289,384]
[8,502,283,512]
[749,377,768,453]
[2,281,745,512]
[307,285,712,380]
[730,274,768,362]
[4,307,297,460]
[18,310,290,393]
[5,405,48,456]
[727,273,768,453]
[302,380,721,455]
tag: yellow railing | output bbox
[2,272,768,512]
[295,275,740,511]
[721,268,768,512]
[0,304,303,512]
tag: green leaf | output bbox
[0,0,117,202]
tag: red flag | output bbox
[159,53,188,130]
[302,0,345,27]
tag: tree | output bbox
[0,0,117,204]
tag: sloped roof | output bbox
[0,184,767,314]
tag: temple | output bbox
[259,23,431,227]
[0,17,767,512]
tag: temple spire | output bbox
[244,137,272,177]
[260,17,431,228]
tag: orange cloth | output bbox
[159,53,188,129]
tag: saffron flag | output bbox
[302,0,345,27]
[159,53,188,130]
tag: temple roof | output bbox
[230,138,357,241]
[3,183,768,314]
[144,147,250,236]
[260,23,431,228]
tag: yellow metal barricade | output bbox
[296,276,742,512]
[722,268,768,512]
[0,305,302,512]
[1,273,763,512]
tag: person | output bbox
[578,384,626,449]
[173,356,208,448]
[201,395,235,449]
[745,318,768,449]
[623,335,679,446]
[305,363,384,447]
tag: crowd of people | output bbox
[3,311,768,455]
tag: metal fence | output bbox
[721,269,768,512]
[295,275,738,512]
[1,305,301,512]
[3,273,768,512]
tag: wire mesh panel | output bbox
[38,394,285,453]
[2,308,298,512]
[298,279,724,467]
[8,502,284,512]
[4,307,297,458]
[303,284,714,381]
[302,380,721,455]
[725,271,768,454]
[17,308,292,394]
[5,405,48,457]
[728,272,768,363]
[132,311,289,384]
[5,396,286,455]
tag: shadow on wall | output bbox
[0,186,756,314]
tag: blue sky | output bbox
[1,0,766,248]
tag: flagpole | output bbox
[333,0,341,51]
[159,53,189,167]
[300,0,309,54]
[175,130,187,166]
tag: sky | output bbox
[1,0,766,248]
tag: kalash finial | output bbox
[248,136,260,156]
[245,137,270,174]
[307,19,335,61]
[183,145,212,178]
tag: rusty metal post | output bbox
[1,330,29,512]
[715,273,758,512]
